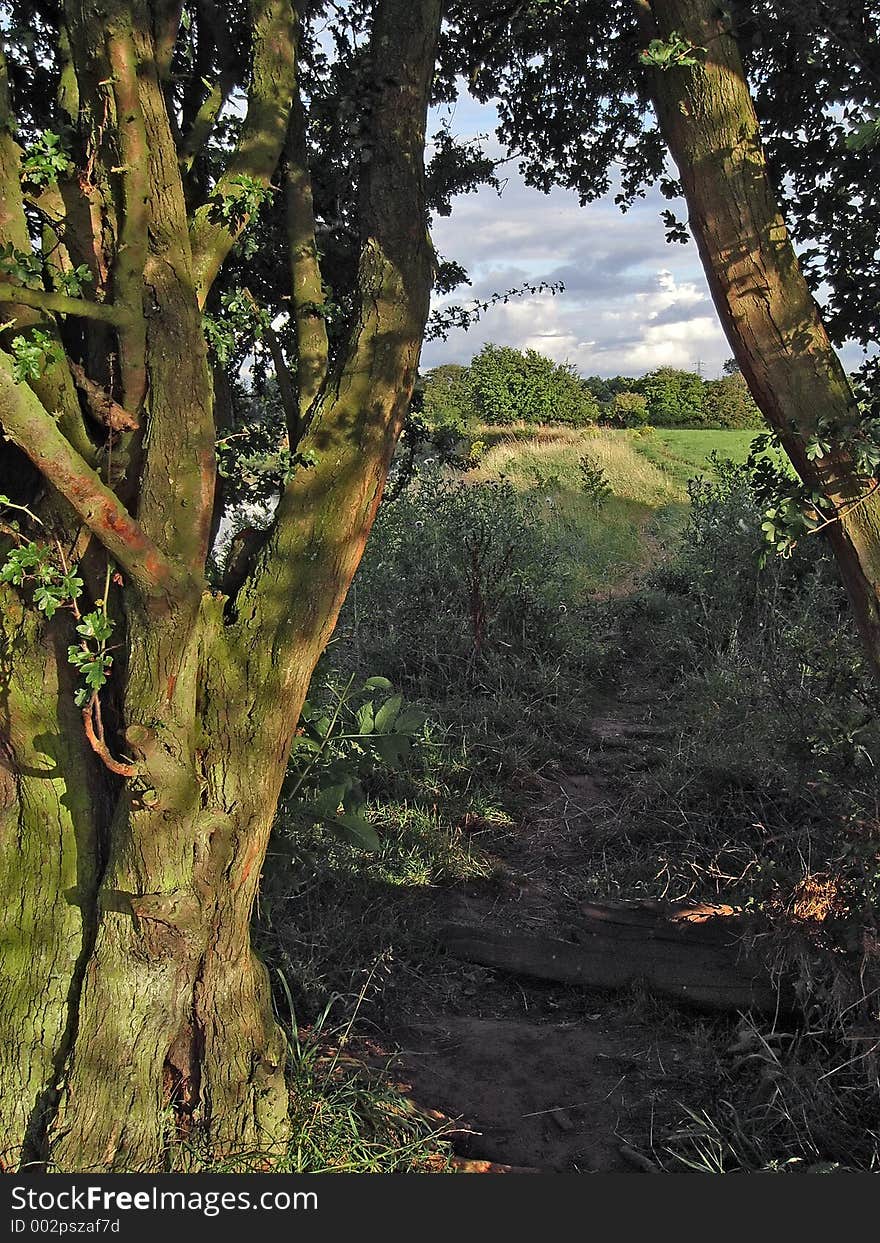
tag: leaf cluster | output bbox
[283,676,428,851]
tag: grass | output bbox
[630,427,764,490]
[270,422,766,1019]
[467,427,691,594]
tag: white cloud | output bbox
[423,96,867,380]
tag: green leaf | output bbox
[355,700,375,734]
[845,119,880,151]
[324,810,380,852]
[362,675,393,690]
[393,707,427,734]
[374,694,403,734]
[370,733,412,767]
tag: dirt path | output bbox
[384,692,721,1173]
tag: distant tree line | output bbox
[417,344,600,436]
[583,359,764,429]
[418,345,765,436]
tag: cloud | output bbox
[425,163,734,376]
[424,96,868,380]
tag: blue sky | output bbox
[423,94,865,381]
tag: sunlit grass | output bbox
[467,428,689,592]
[631,427,760,490]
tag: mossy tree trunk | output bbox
[0,0,440,1171]
[640,0,880,675]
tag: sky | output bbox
[422,94,865,382]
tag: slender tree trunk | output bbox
[640,0,880,674]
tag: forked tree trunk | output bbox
[0,0,440,1171]
[640,0,880,675]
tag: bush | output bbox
[640,367,705,426]
[603,390,650,427]
[469,344,598,426]
[337,473,570,692]
[623,454,880,930]
[702,371,764,429]
[578,453,612,507]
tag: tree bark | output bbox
[640,0,880,675]
[442,900,798,1016]
[0,596,103,1169]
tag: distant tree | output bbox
[722,357,741,376]
[469,343,597,425]
[702,372,763,429]
[641,367,705,426]
[605,390,650,427]
[582,375,613,404]
[420,363,474,437]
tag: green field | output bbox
[468,426,754,594]
[629,427,758,489]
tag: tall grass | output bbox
[468,428,688,593]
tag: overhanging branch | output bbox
[106,20,150,411]
[227,0,441,688]
[284,71,328,423]
[0,284,126,325]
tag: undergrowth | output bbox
[264,427,880,1173]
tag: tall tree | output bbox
[637,0,880,669]
[0,0,441,1171]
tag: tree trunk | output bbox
[0,596,103,1169]
[641,0,880,675]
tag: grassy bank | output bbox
[468,427,680,594]
[468,426,755,593]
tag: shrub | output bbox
[578,453,612,508]
[623,453,879,929]
[469,343,598,426]
[604,390,649,427]
[336,473,571,692]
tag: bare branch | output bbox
[178,0,240,175]
[82,694,139,777]
[106,20,150,411]
[69,361,139,432]
[0,284,126,325]
[0,48,96,462]
[284,81,328,424]
[228,0,441,691]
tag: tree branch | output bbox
[226,0,441,710]
[69,361,139,431]
[189,0,297,306]
[0,284,125,325]
[177,78,233,176]
[240,287,300,446]
[0,46,96,463]
[152,0,184,84]
[284,73,328,423]
[106,20,150,411]
[178,0,240,176]
[0,350,189,601]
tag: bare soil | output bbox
[382,697,725,1173]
